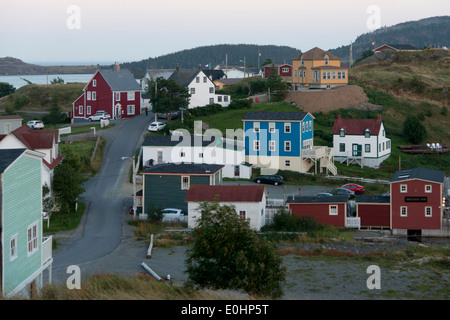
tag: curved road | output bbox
[52,114,151,270]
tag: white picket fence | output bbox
[346,217,361,229]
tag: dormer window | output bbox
[339,128,345,137]
[365,129,371,138]
[325,57,329,65]
[301,57,304,66]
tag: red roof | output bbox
[12,125,59,150]
[185,185,266,203]
[332,115,382,135]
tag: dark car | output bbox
[331,187,356,199]
[157,111,180,120]
[254,175,284,186]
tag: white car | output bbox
[161,208,187,222]
[88,110,111,121]
[27,120,44,129]
[148,121,166,132]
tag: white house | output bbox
[140,68,176,91]
[0,115,23,134]
[168,66,231,108]
[332,115,391,168]
[141,134,252,179]
[185,185,268,231]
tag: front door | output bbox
[157,151,163,164]
[352,144,362,157]
[234,165,240,177]
[115,104,121,119]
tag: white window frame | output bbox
[127,105,135,115]
[79,105,83,114]
[239,210,246,220]
[285,160,290,167]
[253,122,260,133]
[181,176,190,190]
[269,122,276,133]
[269,140,276,152]
[253,140,260,151]
[329,205,338,215]
[425,206,432,217]
[400,206,407,217]
[86,105,91,115]
[284,141,291,152]
[284,123,291,133]
[92,79,97,87]
[425,185,432,193]
[92,91,96,101]
[10,234,18,262]
[127,92,135,101]
[27,222,38,257]
[190,88,195,94]
[86,91,91,100]
[400,184,407,193]
[115,92,121,101]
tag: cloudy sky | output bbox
[0,0,448,65]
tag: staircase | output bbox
[321,156,337,176]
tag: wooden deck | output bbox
[398,144,449,154]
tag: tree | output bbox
[266,64,289,102]
[402,115,427,144]
[43,104,67,125]
[186,200,286,299]
[50,77,65,84]
[0,82,16,98]
[147,77,190,120]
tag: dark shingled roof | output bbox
[242,111,308,121]
[168,69,201,87]
[142,135,218,147]
[142,162,223,174]
[99,69,141,91]
[356,196,390,204]
[390,167,445,184]
[185,185,266,202]
[0,149,26,173]
[287,195,348,203]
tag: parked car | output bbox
[315,192,333,197]
[88,110,111,121]
[148,121,166,132]
[161,208,187,222]
[157,111,180,120]
[331,187,356,199]
[341,183,365,195]
[27,120,44,129]
[254,175,284,186]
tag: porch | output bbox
[302,146,337,175]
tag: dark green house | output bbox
[142,163,224,213]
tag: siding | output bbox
[288,202,347,227]
[2,153,42,296]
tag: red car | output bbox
[341,183,365,195]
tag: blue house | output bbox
[242,111,337,175]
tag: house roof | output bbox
[12,125,59,150]
[293,47,341,61]
[0,115,23,120]
[356,196,390,204]
[202,69,226,81]
[331,115,383,135]
[287,195,348,203]
[168,69,201,87]
[375,44,418,51]
[142,162,223,174]
[185,185,266,203]
[99,69,141,91]
[0,148,26,173]
[242,111,309,121]
[390,167,445,184]
[145,69,176,80]
[142,135,218,147]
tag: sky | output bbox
[0,0,448,65]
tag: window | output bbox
[269,122,276,133]
[79,105,83,114]
[285,160,290,167]
[425,207,432,217]
[115,92,121,101]
[294,70,297,77]
[282,67,289,73]
[196,77,200,83]
[87,91,91,100]
[386,140,391,149]
[301,57,304,66]
[322,71,331,80]
[181,176,190,190]
[253,122,260,133]
[27,222,38,256]
[127,105,135,115]
[224,96,228,102]
[10,234,18,261]
[253,140,260,151]
[309,121,312,131]
[209,98,214,104]
[92,91,96,101]
[180,151,185,157]
[190,88,195,94]
[400,206,407,217]
[127,92,135,101]
[269,140,276,151]
[239,210,246,220]
[339,143,345,152]
[93,79,97,87]
[329,205,338,215]
[379,143,381,152]
[199,152,204,158]
[284,141,291,152]
[209,87,214,93]
[87,105,91,115]
[425,185,432,193]
[365,144,371,153]
[340,128,345,137]
[284,123,291,133]
[333,71,336,79]
[203,77,207,83]
[365,129,370,138]
[325,57,329,65]
[302,122,305,133]
[400,184,407,193]
[218,96,222,102]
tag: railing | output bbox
[266,198,285,208]
[42,236,52,266]
[302,146,327,159]
[58,126,71,135]
[346,217,361,229]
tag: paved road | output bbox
[52,114,151,271]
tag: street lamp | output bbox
[122,156,137,220]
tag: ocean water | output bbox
[0,74,94,89]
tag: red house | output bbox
[390,167,445,237]
[287,195,348,227]
[72,62,141,120]
[356,196,390,229]
[263,63,292,82]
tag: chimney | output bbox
[114,61,120,71]
[176,64,180,71]
[198,64,202,70]
[377,115,381,121]
[337,115,341,119]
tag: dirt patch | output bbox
[285,85,382,113]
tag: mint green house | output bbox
[0,149,53,298]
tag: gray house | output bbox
[0,115,23,135]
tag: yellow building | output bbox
[292,47,348,89]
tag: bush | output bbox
[228,98,252,109]
[146,203,163,223]
[402,115,427,144]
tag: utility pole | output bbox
[349,42,353,68]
